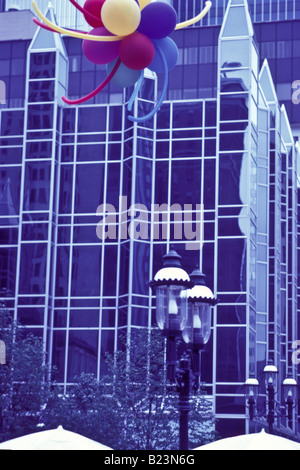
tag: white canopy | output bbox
[195,429,300,451]
[0,425,112,450]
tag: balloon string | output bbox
[62,58,122,105]
[33,17,87,34]
[32,1,124,42]
[128,44,168,123]
[68,0,101,25]
[175,1,212,30]
[127,71,145,112]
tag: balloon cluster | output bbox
[32,0,212,122]
[83,0,179,88]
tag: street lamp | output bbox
[150,248,192,382]
[263,361,278,434]
[182,267,217,391]
[282,376,298,429]
[245,375,259,421]
[150,248,217,450]
[244,361,298,434]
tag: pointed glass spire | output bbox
[220,0,254,38]
[30,3,66,54]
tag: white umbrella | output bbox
[0,425,112,450]
[195,429,300,451]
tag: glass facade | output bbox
[0,0,300,439]
[5,0,300,27]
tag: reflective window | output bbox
[26,141,52,159]
[77,107,107,133]
[0,246,17,294]
[103,245,118,296]
[76,144,105,162]
[218,238,246,292]
[132,242,150,295]
[29,53,56,79]
[135,159,152,208]
[27,104,54,130]
[55,246,70,297]
[52,331,66,382]
[171,159,201,205]
[70,309,99,327]
[23,162,51,211]
[71,245,101,296]
[217,327,246,382]
[0,166,21,215]
[74,164,104,213]
[18,307,44,326]
[68,330,98,380]
[19,243,47,295]
[1,110,24,136]
[28,80,55,103]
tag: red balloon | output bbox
[83,0,106,28]
[119,32,155,71]
[82,27,121,65]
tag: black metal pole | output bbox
[267,384,275,434]
[177,356,190,451]
[287,395,294,429]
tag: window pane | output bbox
[71,245,101,296]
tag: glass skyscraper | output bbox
[0,0,299,440]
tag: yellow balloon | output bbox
[138,0,152,10]
[101,0,141,36]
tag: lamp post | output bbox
[150,248,217,450]
[244,361,298,434]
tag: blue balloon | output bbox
[107,59,142,88]
[148,37,179,74]
[128,42,169,123]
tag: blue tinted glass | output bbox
[218,238,246,292]
[26,141,52,159]
[0,166,21,215]
[30,53,56,79]
[52,331,66,381]
[23,162,51,211]
[132,242,150,295]
[171,159,201,205]
[77,144,105,162]
[55,246,69,297]
[68,330,98,380]
[70,309,99,327]
[28,80,55,102]
[27,104,54,130]
[19,243,47,294]
[71,245,101,296]
[219,153,243,205]
[106,162,120,208]
[101,330,114,376]
[78,107,107,133]
[103,245,118,296]
[18,307,44,325]
[0,247,17,294]
[74,163,104,213]
[135,158,152,208]
[1,110,24,135]
[217,327,246,382]
[173,101,202,128]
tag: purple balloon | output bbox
[82,27,121,65]
[138,2,178,40]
